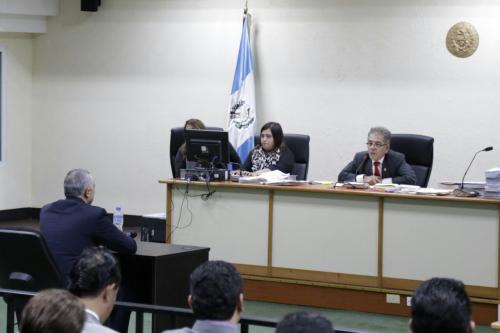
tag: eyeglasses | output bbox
[366,141,387,148]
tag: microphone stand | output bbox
[353,154,369,182]
[453,147,493,197]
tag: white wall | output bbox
[0,33,32,209]
[30,0,500,214]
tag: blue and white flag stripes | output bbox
[227,14,256,163]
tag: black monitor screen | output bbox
[185,129,230,169]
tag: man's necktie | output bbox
[374,161,381,177]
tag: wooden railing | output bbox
[0,288,377,333]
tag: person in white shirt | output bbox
[68,246,121,333]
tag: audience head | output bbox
[189,260,243,322]
[276,311,335,333]
[410,277,474,333]
[260,121,284,152]
[366,126,391,161]
[68,246,121,323]
[64,168,95,204]
[20,288,85,333]
[184,118,206,130]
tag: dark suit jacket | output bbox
[40,197,137,286]
[338,150,417,185]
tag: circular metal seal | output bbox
[446,22,479,58]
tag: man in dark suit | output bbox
[40,169,137,287]
[40,169,137,333]
[338,127,417,185]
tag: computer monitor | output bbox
[185,129,230,169]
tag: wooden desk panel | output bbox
[383,199,498,287]
[273,191,379,276]
[169,185,269,265]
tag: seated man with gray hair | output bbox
[40,168,137,287]
[338,126,417,185]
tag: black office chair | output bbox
[0,229,63,329]
[253,133,311,180]
[169,126,223,177]
[390,134,434,187]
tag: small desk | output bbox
[118,241,209,333]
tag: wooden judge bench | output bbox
[159,179,500,325]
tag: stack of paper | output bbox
[372,183,399,191]
[485,168,500,198]
[372,183,421,193]
[239,170,292,184]
[416,188,452,196]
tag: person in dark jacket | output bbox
[40,169,137,332]
[40,168,137,287]
[338,126,416,185]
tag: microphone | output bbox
[354,154,369,180]
[454,146,493,197]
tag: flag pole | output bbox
[244,0,252,31]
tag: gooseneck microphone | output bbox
[354,154,369,180]
[460,146,493,189]
[454,146,493,196]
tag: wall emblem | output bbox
[446,22,479,58]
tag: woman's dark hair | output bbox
[20,289,85,333]
[260,121,285,150]
[180,119,206,158]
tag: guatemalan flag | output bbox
[227,14,256,163]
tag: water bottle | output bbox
[113,207,124,231]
